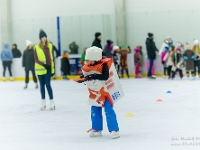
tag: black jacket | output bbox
[92,38,106,57]
[12,44,22,58]
[92,38,102,49]
[146,38,158,59]
[61,57,70,75]
[22,49,35,70]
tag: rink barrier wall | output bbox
[0,54,167,82]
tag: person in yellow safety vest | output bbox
[34,30,55,110]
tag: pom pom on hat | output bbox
[26,40,32,46]
[85,46,102,61]
[39,29,47,39]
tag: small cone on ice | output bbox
[174,85,178,88]
[126,113,134,117]
[156,99,163,102]
[167,91,172,93]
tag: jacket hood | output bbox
[3,44,10,51]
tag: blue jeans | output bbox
[38,68,53,100]
[91,99,119,132]
[148,58,154,77]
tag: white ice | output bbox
[0,78,200,150]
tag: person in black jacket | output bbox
[22,40,38,89]
[12,43,22,58]
[92,32,106,57]
[146,33,158,79]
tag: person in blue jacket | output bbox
[1,44,13,81]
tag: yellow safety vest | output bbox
[34,43,54,75]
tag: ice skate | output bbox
[35,83,38,89]
[40,100,46,110]
[49,100,55,110]
[24,84,28,89]
[110,131,120,139]
[89,130,102,137]
[10,77,14,81]
[2,77,6,82]
[148,76,156,80]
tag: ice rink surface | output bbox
[0,78,200,150]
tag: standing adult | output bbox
[34,30,55,110]
[1,44,13,81]
[92,32,102,49]
[92,32,106,57]
[12,44,22,58]
[146,33,158,79]
[22,40,38,89]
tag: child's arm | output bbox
[86,63,109,81]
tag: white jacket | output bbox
[159,41,168,55]
[164,52,174,66]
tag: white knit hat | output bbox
[113,46,119,51]
[193,39,199,45]
[85,46,102,61]
[26,40,32,46]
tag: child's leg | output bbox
[172,70,176,79]
[135,64,139,75]
[104,99,119,132]
[167,66,172,78]
[91,106,103,131]
[186,71,189,77]
[178,69,183,78]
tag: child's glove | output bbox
[196,56,199,59]
[85,74,96,81]
[184,56,188,60]
[191,55,195,59]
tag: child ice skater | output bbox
[163,45,174,79]
[171,47,184,79]
[192,39,200,77]
[134,47,142,78]
[75,46,120,139]
[183,45,195,79]
[161,46,169,78]
[61,50,70,80]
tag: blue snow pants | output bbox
[91,99,119,132]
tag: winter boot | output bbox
[24,83,28,89]
[110,131,120,139]
[49,100,55,110]
[40,100,46,110]
[89,130,102,137]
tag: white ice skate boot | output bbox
[110,131,120,139]
[89,130,102,137]
[2,77,6,81]
[49,100,55,110]
[10,77,14,81]
[40,100,46,110]
[24,83,28,89]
